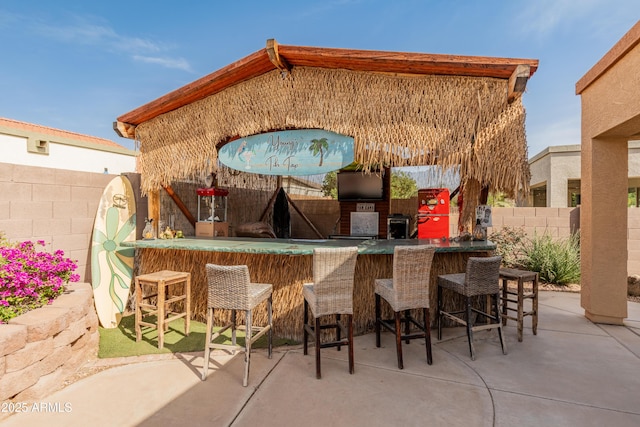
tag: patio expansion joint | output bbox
[320,343,503,425]
[487,386,640,417]
[538,301,584,317]
[596,324,640,360]
[229,350,288,427]
[436,346,501,427]
[335,355,489,390]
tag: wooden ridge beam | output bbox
[266,39,291,74]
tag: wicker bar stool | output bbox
[499,268,539,342]
[375,246,436,369]
[202,264,273,387]
[437,256,507,360]
[303,247,358,379]
[135,270,191,349]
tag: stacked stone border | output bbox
[0,282,98,415]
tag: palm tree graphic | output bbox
[309,137,329,166]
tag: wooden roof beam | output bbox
[113,120,136,139]
[507,64,530,103]
[266,39,291,74]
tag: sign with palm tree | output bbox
[309,137,329,166]
[218,129,354,176]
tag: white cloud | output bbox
[31,14,190,71]
[36,17,160,51]
[516,0,603,37]
[132,55,192,72]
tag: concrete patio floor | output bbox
[4,291,640,427]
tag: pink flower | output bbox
[0,238,78,322]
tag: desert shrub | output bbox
[521,232,581,285]
[489,227,527,268]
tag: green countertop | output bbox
[122,237,496,255]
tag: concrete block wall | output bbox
[0,282,98,413]
[0,162,115,282]
[488,207,576,238]
[628,209,640,275]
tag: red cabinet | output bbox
[417,188,450,239]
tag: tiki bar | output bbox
[115,40,538,341]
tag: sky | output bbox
[1,1,639,158]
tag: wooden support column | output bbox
[581,137,628,324]
[479,187,489,205]
[147,190,161,235]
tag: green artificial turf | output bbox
[98,314,296,358]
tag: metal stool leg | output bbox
[424,307,432,365]
[348,314,354,374]
[395,311,404,369]
[375,293,382,347]
[437,285,443,340]
[494,293,507,355]
[315,317,322,379]
[303,299,309,355]
[243,309,252,387]
[268,295,273,359]
[465,297,475,360]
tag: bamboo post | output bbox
[148,190,161,235]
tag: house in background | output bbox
[0,117,137,173]
[528,141,640,207]
[0,117,137,280]
[283,175,325,198]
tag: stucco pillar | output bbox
[580,137,628,324]
[549,175,569,207]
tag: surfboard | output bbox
[91,175,136,328]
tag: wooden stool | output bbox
[499,268,538,342]
[135,270,191,349]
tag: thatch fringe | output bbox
[135,248,493,341]
[135,67,529,225]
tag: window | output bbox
[531,185,546,207]
[568,180,581,207]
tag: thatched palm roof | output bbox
[115,40,538,224]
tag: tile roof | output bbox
[0,117,127,149]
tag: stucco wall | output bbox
[0,131,136,175]
[577,22,640,324]
[529,146,579,207]
[529,142,640,208]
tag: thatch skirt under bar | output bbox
[134,248,493,341]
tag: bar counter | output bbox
[124,237,496,341]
